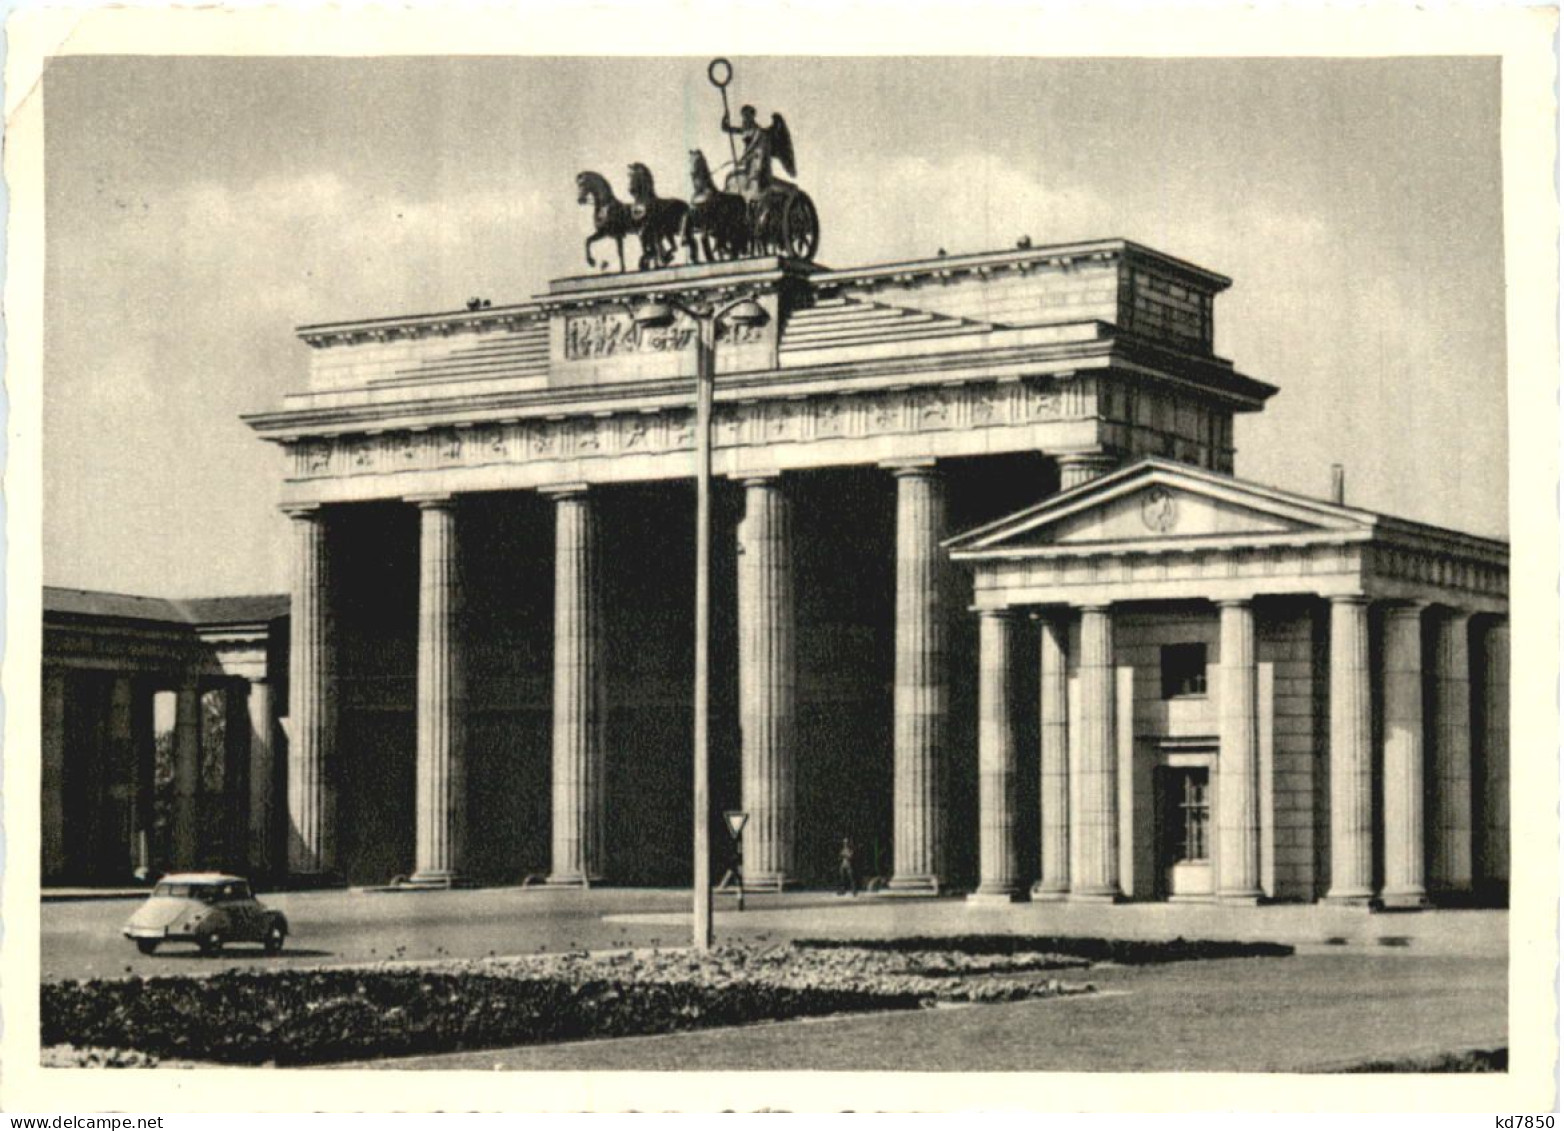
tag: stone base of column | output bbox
[1067,889,1122,904]
[544,872,596,889]
[1030,882,1070,902]
[1324,889,1375,907]
[737,873,795,893]
[884,874,942,896]
[404,870,461,889]
[1378,887,1430,910]
[1217,891,1263,907]
[968,887,1024,906]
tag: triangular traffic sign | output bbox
[723,810,749,839]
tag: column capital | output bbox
[728,469,785,486]
[280,502,323,520]
[1076,602,1114,615]
[881,458,940,479]
[978,606,1025,621]
[1328,593,1371,607]
[1214,597,1254,610]
[406,492,458,510]
[1382,599,1430,619]
[540,482,592,500]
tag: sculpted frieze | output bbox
[563,310,766,360]
[287,377,1083,480]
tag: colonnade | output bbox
[41,668,275,883]
[282,458,965,889]
[968,597,1508,904]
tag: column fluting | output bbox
[247,679,276,879]
[1429,609,1473,895]
[1477,619,1509,894]
[172,680,201,867]
[974,609,1022,900]
[285,505,335,878]
[737,476,796,890]
[1216,599,1262,903]
[1380,602,1428,908]
[1326,596,1374,904]
[547,487,605,887]
[1071,604,1119,900]
[411,496,466,885]
[1035,612,1071,900]
[888,462,948,893]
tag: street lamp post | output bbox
[632,294,766,951]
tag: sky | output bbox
[41,54,1508,597]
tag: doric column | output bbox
[1216,599,1262,904]
[546,486,604,887]
[172,680,201,867]
[1058,452,1119,490]
[410,495,466,886]
[1326,596,1374,904]
[887,461,948,893]
[974,609,1022,901]
[108,677,135,877]
[1035,613,1071,900]
[1477,619,1509,894]
[247,679,277,878]
[1071,604,1119,900]
[285,504,336,878]
[1380,602,1428,908]
[736,475,796,890]
[1429,609,1473,896]
[41,670,67,881]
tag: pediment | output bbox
[948,458,1374,555]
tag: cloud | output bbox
[818,152,1113,264]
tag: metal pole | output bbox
[692,315,716,951]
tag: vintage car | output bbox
[122,873,288,955]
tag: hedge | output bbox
[42,944,1093,1066]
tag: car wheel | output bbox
[199,931,224,955]
[135,939,159,956]
[264,923,285,954]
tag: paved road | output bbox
[41,887,1506,982]
[40,888,812,982]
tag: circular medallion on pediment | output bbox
[1141,486,1178,533]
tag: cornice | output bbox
[247,329,1269,441]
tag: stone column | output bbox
[887,461,948,893]
[411,495,466,886]
[108,676,135,878]
[285,504,336,879]
[1071,605,1119,900]
[546,486,605,887]
[41,669,67,881]
[172,680,201,868]
[1035,613,1071,900]
[1430,609,1473,896]
[974,609,1022,901]
[247,679,277,879]
[737,475,796,890]
[1326,596,1374,904]
[1058,452,1119,490]
[1380,602,1428,908]
[1477,619,1509,894]
[1216,599,1262,904]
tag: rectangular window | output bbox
[1176,772,1211,862]
[1161,642,1208,698]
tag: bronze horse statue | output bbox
[576,171,635,272]
[683,149,750,263]
[627,163,690,270]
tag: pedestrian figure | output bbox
[837,836,857,896]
